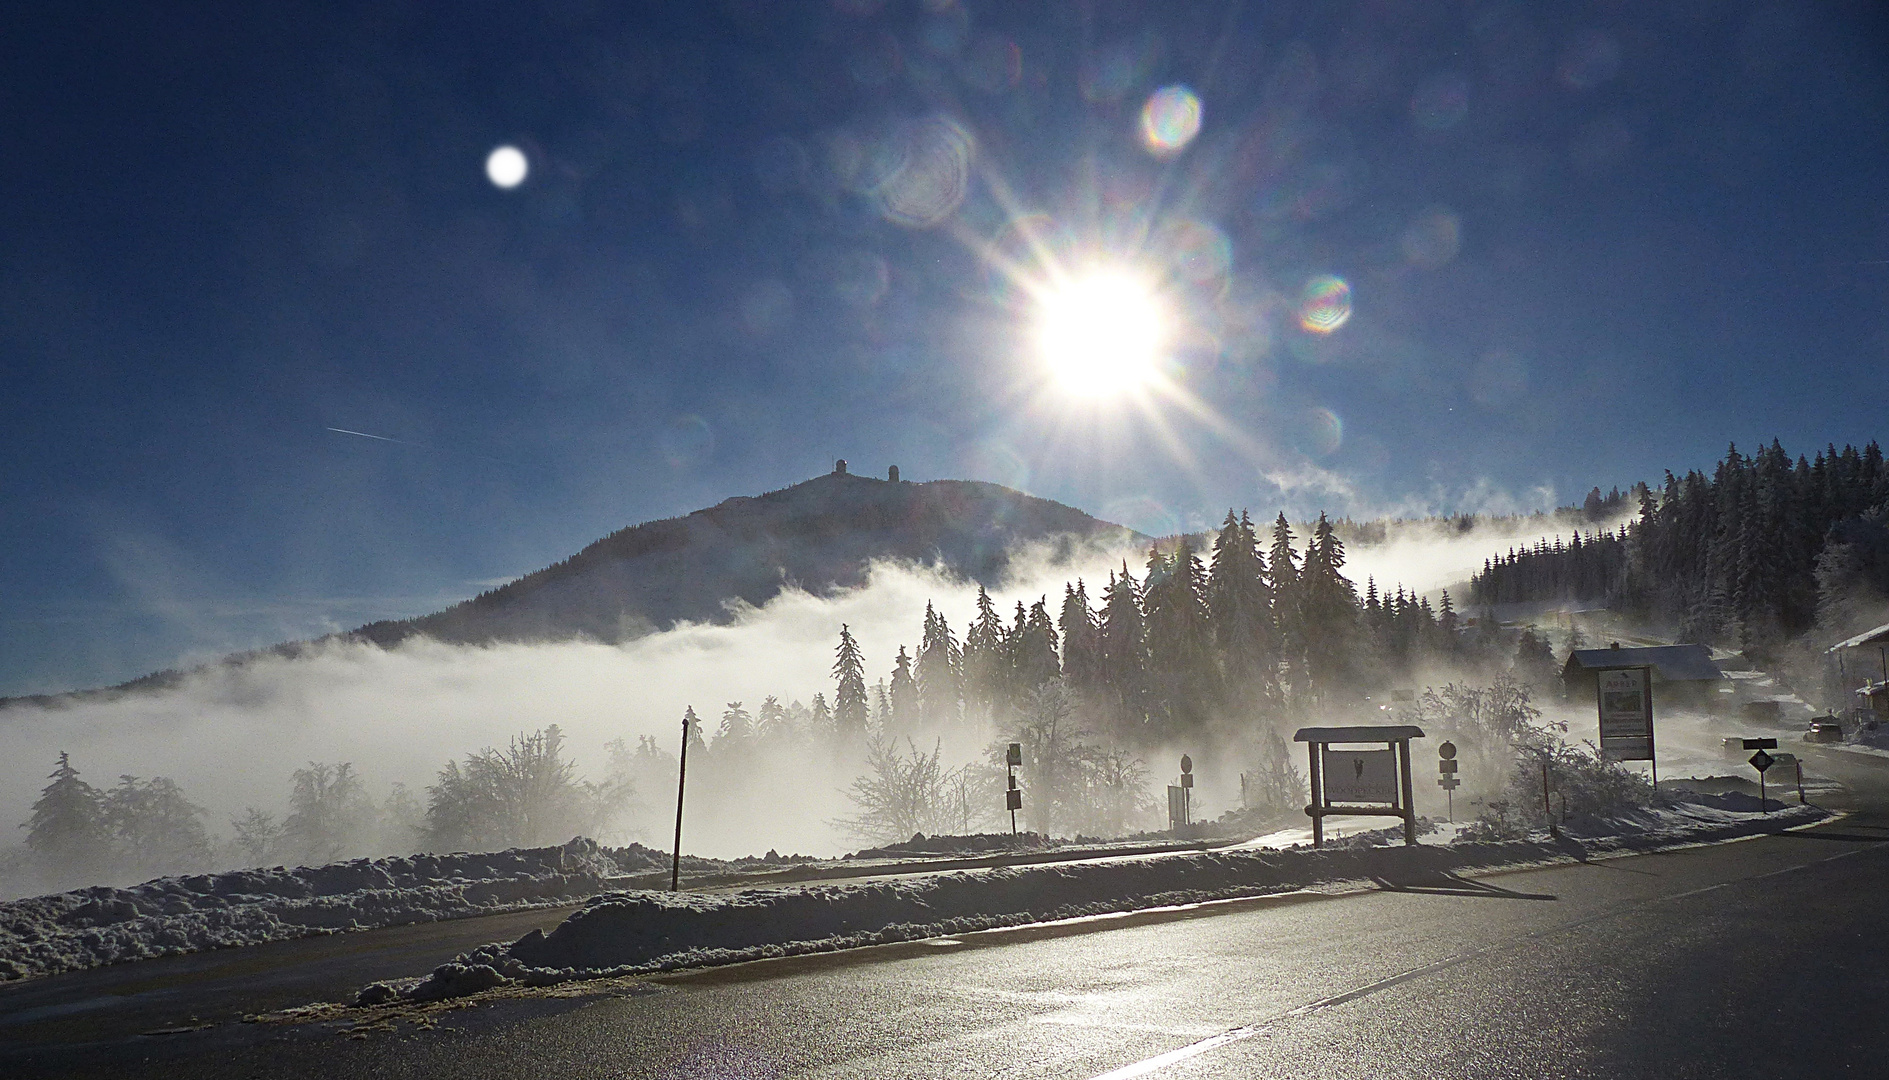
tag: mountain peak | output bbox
[351,472,1140,648]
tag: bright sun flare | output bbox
[1035,269,1167,398]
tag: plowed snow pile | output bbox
[387,797,1826,1003]
[0,839,676,981]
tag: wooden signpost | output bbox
[1294,725,1425,847]
[1595,665,1658,787]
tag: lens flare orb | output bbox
[1298,275,1352,334]
[1139,86,1203,157]
[485,145,529,189]
[1036,270,1168,398]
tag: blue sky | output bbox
[3,0,1887,695]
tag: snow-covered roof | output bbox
[1827,622,1889,653]
[1294,725,1426,743]
[1563,644,1723,683]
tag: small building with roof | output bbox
[1562,642,1725,707]
[1826,622,1889,717]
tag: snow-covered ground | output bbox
[0,839,679,982]
[376,795,1827,1004]
[0,787,1832,992]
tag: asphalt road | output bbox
[8,783,1887,1079]
[0,837,1264,1053]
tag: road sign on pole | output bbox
[1749,748,1775,812]
[1006,743,1022,834]
[1438,740,1459,822]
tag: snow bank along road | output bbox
[0,793,1828,1072]
[0,835,1237,985]
[382,796,1821,1004]
[12,799,1889,1079]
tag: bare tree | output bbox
[281,763,377,866]
[425,725,630,852]
[836,737,976,845]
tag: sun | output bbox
[1034,268,1168,398]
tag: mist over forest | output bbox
[1,489,1598,897]
[7,441,1886,901]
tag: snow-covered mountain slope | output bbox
[351,470,1141,647]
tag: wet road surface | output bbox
[9,802,1887,1079]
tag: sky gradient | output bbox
[3,0,1887,695]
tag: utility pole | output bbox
[671,709,691,891]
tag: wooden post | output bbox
[1645,666,1659,792]
[671,710,690,891]
[1396,739,1416,845]
[1308,741,1324,848]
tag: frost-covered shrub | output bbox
[1465,742,1655,840]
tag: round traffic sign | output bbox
[1180,754,1193,774]
[1439,741,1457,760]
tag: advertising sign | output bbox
[1321,748,1397,804]
[1597,667,1654,761]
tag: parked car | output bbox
[1806,719,1844,744]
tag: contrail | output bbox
[326,427,404,443]
[324,425,520,468]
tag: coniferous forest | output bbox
[24,442,1888,890]
[1471,441,1889,658]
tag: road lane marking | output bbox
[1087,1024,1263,1080]
[1084,837,1889,1080]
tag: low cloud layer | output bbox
[0,517,1587,871]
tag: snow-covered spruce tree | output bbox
[715,701,754,762]
[1513,626,1558,692]
[1208,510,1280,714]
[1267,513,1305,699]
[1058,581,1102,698]
[886,647,918,735]
[1298,513,1362,703]
[1096,565,1148,740]
[1144,537,1216,738]
[832,624,870,744]
[1020,597,1061,689]
[23,752,110,888]
[916,602,964,728]
[961,586,1007,722]
[807,693,833,741]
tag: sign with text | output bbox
[1596,667,1654,761]
[1321,748,1397,804]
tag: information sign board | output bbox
[1597,667,1654,761]
[1321,748,1397,804]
